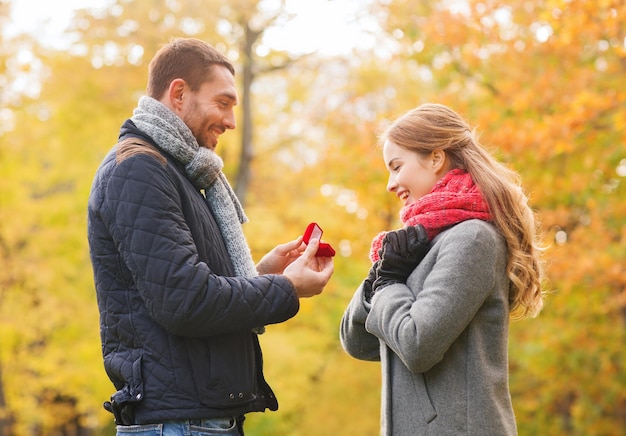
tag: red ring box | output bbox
[303,222,336,257]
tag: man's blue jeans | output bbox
[116,417,242,436]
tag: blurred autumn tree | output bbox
[0,0,624,434]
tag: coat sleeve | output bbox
[98,154,299,337]
[364,221,507,373]
[339,282,381,361]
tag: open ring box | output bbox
[303,222,336,257]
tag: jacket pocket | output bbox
[413,373,437,423]
[202,332,257,407]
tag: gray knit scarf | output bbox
[131,96,257,278]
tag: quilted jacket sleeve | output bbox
[96,153,299,337]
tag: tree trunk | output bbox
[234,23,259,206]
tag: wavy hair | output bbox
[381,103,544,320]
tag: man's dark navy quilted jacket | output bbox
[87,120,300,424]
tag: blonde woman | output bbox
[340,103,543,435]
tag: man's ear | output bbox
[166,79,186,112]
[432,149,448,174]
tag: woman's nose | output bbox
[386,175,397,193]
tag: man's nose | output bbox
[224,110,236,130]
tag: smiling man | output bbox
[87,38,333,435]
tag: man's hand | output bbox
[283,239,334,298]
[372,225,430,296]
[256,237,305,275]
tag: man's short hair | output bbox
[147,38,235,99]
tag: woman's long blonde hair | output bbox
[382,103,544,320]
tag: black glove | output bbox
[372,224,430,296]
[363,260,380,303]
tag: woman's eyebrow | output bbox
[386,157,399,168]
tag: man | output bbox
[87,38,334,435]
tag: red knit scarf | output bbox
[370,169,492,262]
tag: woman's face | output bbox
[383,139,445,206]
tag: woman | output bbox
[340,103,544,435]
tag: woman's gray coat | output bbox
[340,220,517,435]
